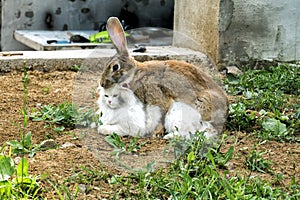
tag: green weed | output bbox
[41,87,50,94]
[227,102,257,131]
[29,103,98,132]
[225,64,300,96]
[225,64,300,143]
[257,117,298,142]
[0,154,40,199]
[0,64,41,199]
[245,144,273,173]
[105,133,146,157]
[101,134,290,199]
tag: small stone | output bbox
[226,66,243,76]
[61,142,76,148]
[78,184,87,193]
[226,161,235,170]
[39,139,58,150]
[36,103,42,107]
[14,156,22,165]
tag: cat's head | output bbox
[100,83,132,109]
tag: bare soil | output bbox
[0,70,299,199]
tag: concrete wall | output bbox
[173,0,219,63]
[174,0,300,67]
[1,0,174,51]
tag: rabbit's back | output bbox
[131,59,227,126]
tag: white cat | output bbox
[96,83,161,137]
[164,101,218,140]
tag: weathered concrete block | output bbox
[174,0,300,68]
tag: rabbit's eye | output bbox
[112,64,120,72]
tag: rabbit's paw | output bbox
[203,128,218,139]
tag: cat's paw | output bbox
[90,122,97,129]
[97,125,112,135]
[163,132,180,139]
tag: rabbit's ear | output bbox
[121,82,130,89]
[106,17,129,57]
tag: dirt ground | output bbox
[0,70,299,198]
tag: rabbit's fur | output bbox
[100,17,228,138]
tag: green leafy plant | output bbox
[225,64,300,143]
[254,117,300,142]
[225,64,300,96]
[245,145,273,173]
[6,132,57,158]
[101,134,290,199]
[225,64,300,113]
[127,136,147,153]
[29,103,98,132]
[0,154,40,198]
[105,133,126,156]
[29,103,76,127]
[6,132,35,157]
[105,133,146,157]
[227,102,256,131]
[261,118,288,139]
[0,64,41,198]
[41,87,50,94]
[71,64,80,72]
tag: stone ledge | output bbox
[0,46,216,74]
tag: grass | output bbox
[245,143,273,173]
[105,133,147,157]
[29,102,98,132]
[46,133,298,199]
[1,63,300,199]
[225,64,300,142]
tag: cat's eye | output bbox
[104,95,108,97]
[112,64,120,72]
[113,94,118,97]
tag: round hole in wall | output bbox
[63,24,68,31]
[81,8,90,14]
[55,7,62,15]
[25,11,34,18]
[15,10,21,18]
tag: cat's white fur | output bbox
[97,84,217,140]
[164,101,218,140]
[97,84,161,137]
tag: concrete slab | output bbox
[0,46,217,75]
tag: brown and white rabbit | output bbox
[100,17,228,138]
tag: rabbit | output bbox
[97,82,162,137]
[100,17,228,139]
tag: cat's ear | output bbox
[106,17,129,57]
[121,82,130,89]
